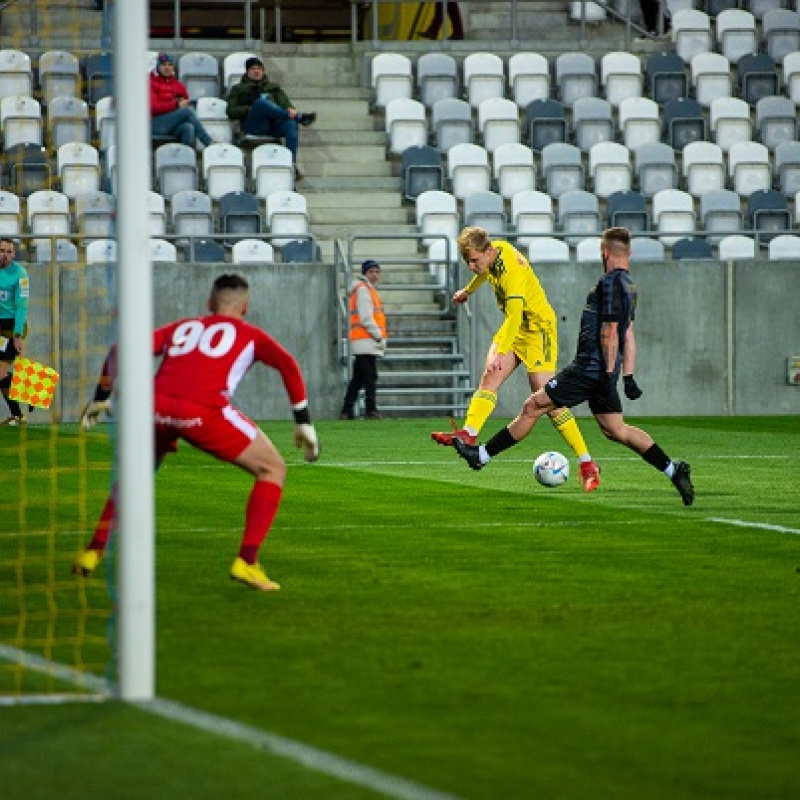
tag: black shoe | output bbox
[419,28,438,40]
[454,437,484,471]
[671,461,694,506]
[338,411,354,420]
[297,112,316,127]
[365,410,382,420]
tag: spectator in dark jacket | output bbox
[225,57,316,180]
[150,52,214,148]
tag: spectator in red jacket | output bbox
[150,52,214,148]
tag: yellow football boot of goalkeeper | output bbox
[72,549,102,577]
[230,557,280,592]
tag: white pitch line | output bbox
[706,518,800,536]
[0,643,460,800]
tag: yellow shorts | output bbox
[493,324,558,373]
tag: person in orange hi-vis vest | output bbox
[340,259,387,420]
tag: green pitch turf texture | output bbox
[2,416,799,800]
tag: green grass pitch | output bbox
[1,416,800,799]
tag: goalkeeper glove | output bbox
[623,374,643,400]
[294,423,320,462]
[80,399,112,429]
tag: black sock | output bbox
[486,427,519,458]
[642,443,671,472]
[0,375,21,417]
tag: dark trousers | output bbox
[425,2,464,38]
[341,354,379,415]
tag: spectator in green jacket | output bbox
[225,57,316,180]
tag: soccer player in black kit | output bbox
[454,227,694,506]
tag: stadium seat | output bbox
[492,142,535,199]
[606,190,649,232]
[85,52,113,106]
[709,96,752,153]
[558,189,601,246]
[700,189,743,243]
[222,51,258,91]
[652,188,695,246]
[630,237,666,261]
[748,0,784,20]
[86,238,117,264]
[417,52,458,108]
[664,97,706,151]
[0,190,21,239]
[718,234,756,259]
[47,94,90,149]
[370,53,413,110]
[568,1,606,23]
[682,141,725,197]
[714,9,757,64]
[762,9,800,63]
[618,96,661,152]
[171,189,214,243]
[463,190,506,237]
[281,238,320,263]
[35,239,78,264]
[150,238,177,262]
[431,97,473,153]
[232,238,274,264]
[401,144,444,201]
[767,234,800,260]
[774,141,800,198]
[38,50,81,105]
[148,191,167,237]
[155,142,198,199]
[737,53,780,106]
[251,142,293,198]
[266,190,309,248]
[572,97,614,152]
[477,97,520,154]
[525,98,568,153]
[672,237,714,259]
[94,95,115,151]
[508,52,550,109]
[186,238,225,262]
[0,95,43,149]
[446,142,491,200]
[542,142,584,199]
[202,143,245,200]
[219,190,261,238]
[426,238,458,288]
[57,142,100,199]
[178,52,220,100]
[511,190,554,246]
[635,141,678,198]
[385,97,427,156]
[755,96,797,150]
[728,140,770,196]
[0,49,33,97]
[555,52,597,107]
[529,236,570,262]
[416,190,459,247]
[589,141,632,198]
[195,97,233,145]
[1,142,50,197]
[747,189,791,246]
[646,52,689,106]
[672,9,713,63]
[463,52,505,109]
[75,190,116,242]
[575,236,603,263]
[600,51,643,108]
[783,52,800,105]
[690,52,732,108]
[26,190,70,244]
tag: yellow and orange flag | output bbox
[9,357,60,409]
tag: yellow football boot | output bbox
[230,557,280,592]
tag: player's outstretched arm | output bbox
[80,399,112,429]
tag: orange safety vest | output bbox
[349,280,387,341]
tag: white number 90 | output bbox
[168,321,236,358]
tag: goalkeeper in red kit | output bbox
[74,273,320,591]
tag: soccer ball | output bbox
[533,451,570,487]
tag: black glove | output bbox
[623,374,643,400]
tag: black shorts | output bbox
[543,363,623,415]
[0,320,26,364]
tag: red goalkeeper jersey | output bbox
[152,314,307,409]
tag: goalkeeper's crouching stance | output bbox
[75,273,320,592]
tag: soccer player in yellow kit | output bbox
[431,226,601,491]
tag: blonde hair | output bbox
[601,226,631,255]
[457,226,492,261]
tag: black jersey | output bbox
[574,268,637,376]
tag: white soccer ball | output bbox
[533,451,570,487]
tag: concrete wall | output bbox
[460,259,800,418]
[29,258,800,422]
